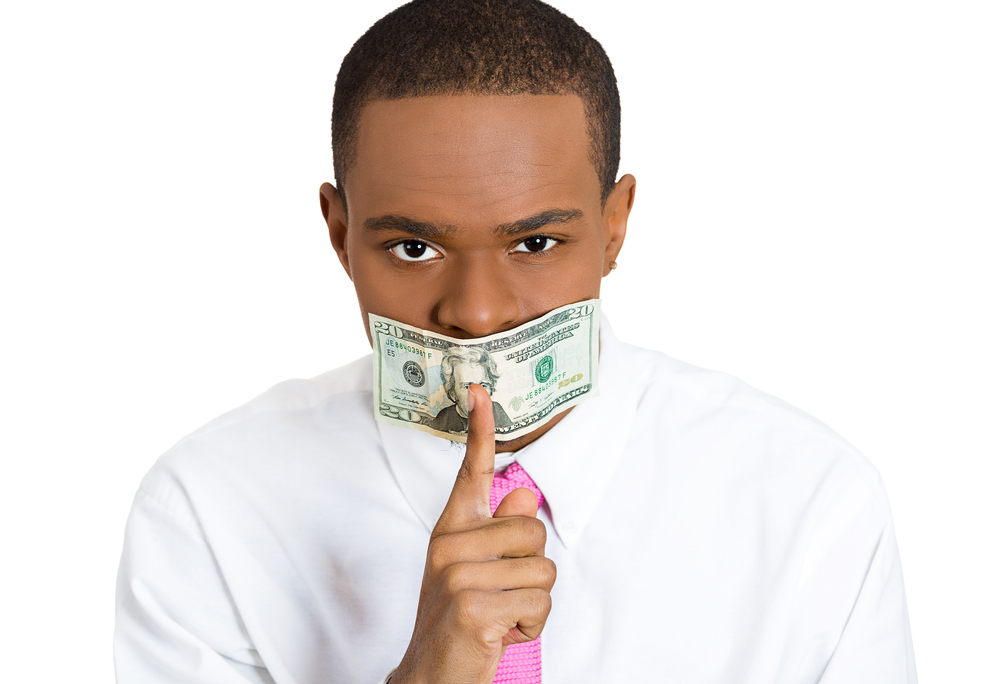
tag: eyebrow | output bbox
[363,209,584,240]
[362,215,457,238]
[494,209,584,238]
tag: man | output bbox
[115,1,916,683]
[427,347,513,434]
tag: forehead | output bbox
[346,94,602,226]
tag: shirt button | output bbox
[564,521,575,531]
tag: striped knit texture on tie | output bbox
[489,462,544,684]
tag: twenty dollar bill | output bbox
[370,300,601,442]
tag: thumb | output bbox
[493,487,539,519]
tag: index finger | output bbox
[436,383,496,530]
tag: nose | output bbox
[434,257,520,338]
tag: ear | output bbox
[319,182,352,279]
[601,174,636,276]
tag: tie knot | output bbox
[490,462,544,515]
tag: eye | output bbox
[388,239,442,262]
[512,236,559,253]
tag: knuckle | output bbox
[454,458,474,485]
[455,458,491,485]
[453,589,487,627]
[440,563,467,594]
[540,558,557,587]
[492,517,517,532]
[530,588,553,615]
[427,534,457,570]
[508,557,532,572]
[499,516,546,550]
[524,517,547,548]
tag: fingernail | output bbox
[467,386,476,413]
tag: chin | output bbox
[494,434,530,452]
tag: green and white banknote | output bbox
[370,299,601,442]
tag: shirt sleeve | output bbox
[775,476,918,684]
[816,513,918,683]
[114,487,276,684]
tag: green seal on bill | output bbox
[535,355,554,383]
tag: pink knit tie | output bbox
[489,462,544,684]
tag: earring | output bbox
[609,261,618,270]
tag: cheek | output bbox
[348,245,415,315]
[512,253,605,310]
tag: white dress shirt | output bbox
[114,320,916,683]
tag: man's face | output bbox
[451,361,487,418]
[322,93,634,343]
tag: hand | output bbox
[392,384,556,684]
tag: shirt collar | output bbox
[377,314,637,548]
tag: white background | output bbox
[2,0,997,681]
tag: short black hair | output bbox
[331,0,621,211]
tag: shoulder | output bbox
[613,337,887,509]
[137,355,379,519]
[183,354,373,441]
